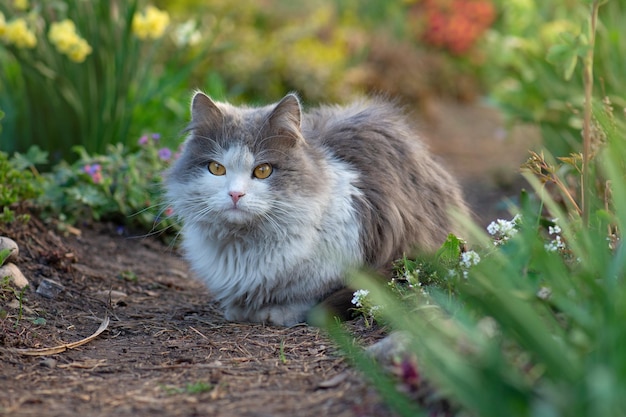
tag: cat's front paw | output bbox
[262,304,310,327]
[224,303,311,326]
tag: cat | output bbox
[165,91,467,326]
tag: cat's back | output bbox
[302,98,466,266]
[302,98,428,168]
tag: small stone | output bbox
[36,278,65,299]
[366,331,410,364]
[0,263,29,289]
[7,299,34,314]
[40,358,58,368]
[0,236,19,265]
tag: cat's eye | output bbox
[208,161,226,176]
[253,163,273,179]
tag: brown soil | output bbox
[0,99,538,417]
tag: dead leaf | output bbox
[7,315,110,356]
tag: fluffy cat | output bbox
[165,92,467,326]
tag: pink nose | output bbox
[229,191,245,204]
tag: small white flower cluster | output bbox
[544,220,566,252]
[487,214,521,245]
[351,289,382,319]
[536,286,552,300]
[352,290,382,323]
[351,289,370,308]
[460,250,481,269]
[459,250,481,278]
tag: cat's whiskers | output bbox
[165,92,467,326]
[186,201,219,225]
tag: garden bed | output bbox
[0,99,533,417]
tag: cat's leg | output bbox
[222,304,248,322]
[249,302,314,326]
[222,302,312,326]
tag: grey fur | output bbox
[165,92,467,325]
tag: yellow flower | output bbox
[3,18,37,49]
[132,5,170,40]
[49,20,78,53]
[13,0,30,11]
[67,37,92,63]
[0,13,6,38]
[48,19,92,63]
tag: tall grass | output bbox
[324,1,626,415]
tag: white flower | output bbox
[544,235,565,252]
[537,286,552,300]
[173,19,202,47]
[460,250,481,269]
[351,289,370,307]
[548,225,562,235]
[487,214,521,245]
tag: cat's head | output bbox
[166,92,325,232]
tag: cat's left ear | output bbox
[266,93,303,146]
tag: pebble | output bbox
[0,263,29,289]
[0,236,19,265]
[7,299,34,314]
[40,358,58,368]
[36,278,65,299]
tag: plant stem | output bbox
[581,1,601,226]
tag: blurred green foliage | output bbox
[483,0,626,155]
[2,0,501,160]
[0,0,207,159]
[0,149,44,224]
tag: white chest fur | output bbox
[175,151,363,324]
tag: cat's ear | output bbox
[266,93,303,146]
[191,91,223,127]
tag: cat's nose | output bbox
[229,191,245,204]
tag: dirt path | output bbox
[0,99,536,417]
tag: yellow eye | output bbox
[208,161,226,176]
[253,163,273,179]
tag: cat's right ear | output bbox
[191,91,223,127]
[264,93,303,147]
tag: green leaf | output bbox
[435,233,463,269]
[0,248,11,265]
[11,146,49,171]
[547,43,580,80]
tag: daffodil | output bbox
[49,19,92,63]
[66,37,92,63]
[3,18,37,49]
[132,5,170,40]
[49,20,78,53]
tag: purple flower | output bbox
[83,164,101,175]
[158,147,172,161]
[151,133,161,142]
[83,164,103,184]
[138,135,149,146]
